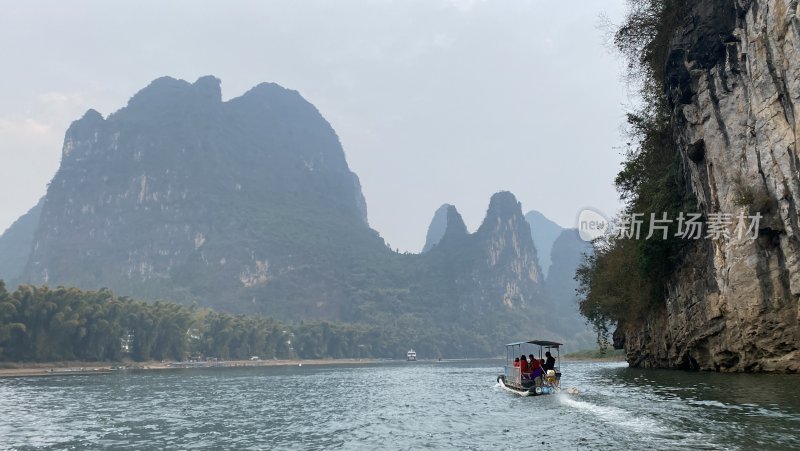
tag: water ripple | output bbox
[1,361,798,450]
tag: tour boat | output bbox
[406,349,417,361]
[496,339,562,396]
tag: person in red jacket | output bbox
[519,354,529,373]
[513,357,520,367]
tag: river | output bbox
[0,360,798,450]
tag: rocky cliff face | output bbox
[21,76,379,314]
[457,192,543,312]
[623,0,799,372]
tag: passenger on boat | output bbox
[544,351,556,371]
[519,355,530,380]
[513,357,520,367]
[529,356,544,386]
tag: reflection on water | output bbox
[0,360,798,450]
[610,366,800,409]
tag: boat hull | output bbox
[496,375,558,397]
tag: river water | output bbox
[0,360,798,450]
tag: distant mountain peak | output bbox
[69,108,105,134]
[422,204,451,252]
[525,210,559,226]
[80,108,104,122]
[524,210,564,277]
[443,205,468,237]
[240,81,300,99]
[193,75,223,100]
[422,204,467,252]
[477,191,526,237]
[23,75,373,297]
[115,75,223,121]
[473,191,543,307]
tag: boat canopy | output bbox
[505,340,562,348]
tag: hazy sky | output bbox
[0,0,630,252]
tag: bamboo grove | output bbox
[0,280,387,362]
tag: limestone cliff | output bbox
[21,76,378,314]
[423,193,544,313]
[469,192,544,311]
[420,192,567,344]
[623,0,800,372]
[2,76,555,355]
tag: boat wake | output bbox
[557,393,727,449]
[557,394,666,435]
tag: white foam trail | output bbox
[558,394,667,434]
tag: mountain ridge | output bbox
[3,76,592,355]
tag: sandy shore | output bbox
[0,358,375,378]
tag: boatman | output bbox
[544,351,556,371]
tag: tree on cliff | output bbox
[577,0,693,345]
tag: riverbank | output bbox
[0,358,375,378]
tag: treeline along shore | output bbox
[0,281,409,364]
[0,358,374,378]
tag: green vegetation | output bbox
[577,0,693,345]
[0,279,537,362]
[564,348,626,360]
[0,280,386,362]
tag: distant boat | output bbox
[406,349,417,361]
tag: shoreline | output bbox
[0,356,628,378]
[0,358,375,378]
